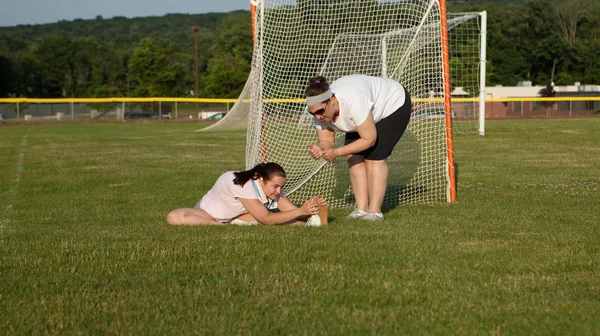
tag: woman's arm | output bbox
[238,197,320,225]
[321,112,377,161]
[308,128,336,160]
[316,127,336,150]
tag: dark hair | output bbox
[304,76,330,97]
[233,162,287,187]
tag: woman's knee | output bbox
[347,154,365,167]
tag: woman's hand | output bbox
[321,148,339,162]
[308,143,323,159]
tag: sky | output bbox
[1,0,252,27]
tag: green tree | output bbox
[554,0,591,47]
[523,0,558,84]
[486,4,528,85]
[14,53,43,97]
[538,82,556,116]
[0,55,16,97]
[129,38,187,97]
[202,54,251,98]
[35,36,78,97]
[530,36,569,85]
[201,12,252,97]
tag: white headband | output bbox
[306,90,333,106]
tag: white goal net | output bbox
[203,10,486,137]
[244,0,455,209]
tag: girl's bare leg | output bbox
[166,208,222,226]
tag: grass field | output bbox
[1,119,599,334]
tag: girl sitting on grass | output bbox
[167,162,326,226]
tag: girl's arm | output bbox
[239,197,320,225]
[276,196,305,225]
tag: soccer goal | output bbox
[241,0,456,209]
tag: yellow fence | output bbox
[0,98,238,121]
[0,97,599,121]
[1,96,599,103]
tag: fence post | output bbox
[570,100,572,117]
[521,102,523,117]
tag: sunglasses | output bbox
[309,99,330,116]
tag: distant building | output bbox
[452,82,600,118]
[554,82,600,97]
[486,82,600,99]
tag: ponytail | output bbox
[233,162,286,186]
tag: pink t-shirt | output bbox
[194,171,283,221]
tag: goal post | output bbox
[479,10,487,136]
[244,0,456,209]
[446,11,487,136]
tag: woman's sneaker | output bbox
[347,209,368,219]
[361,211,384,221]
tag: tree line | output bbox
[0,11,252,99]
[0,0,599,100]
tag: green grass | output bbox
[1,119,599,334]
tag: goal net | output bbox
[202,10,486,137]
[199,67,256,132]
[244,0,455,209]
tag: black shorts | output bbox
[345,86,411,161]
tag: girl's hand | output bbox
[313,195,327,208]
[300,198,321,216]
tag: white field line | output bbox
[1,134,28,240]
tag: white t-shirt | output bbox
[314,75,406,133]
[194,171,283,221]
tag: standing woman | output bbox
[167,162,325,225]
[305,75,412,221]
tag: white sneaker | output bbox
[230,219,258,226]
[306,214,321,227]
[347,209,368,219]
[361,211,384,221]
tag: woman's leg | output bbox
[166,208,222,226]
[347,154,369,210]
[365,159,388,214]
